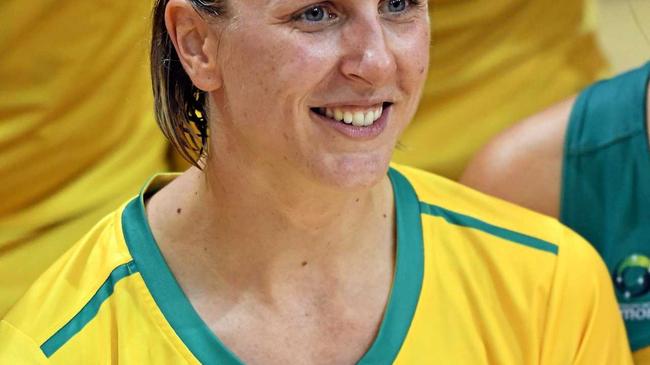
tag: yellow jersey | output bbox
[0,0,169,315]
[394,0,608,179]
[0,165,632,364]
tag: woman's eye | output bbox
[381,0,421,16]
[305,6,325,21]
[387,0,407,12]
[296,5,337,23]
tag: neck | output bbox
[203,153,393,258]
[148,159,395,298]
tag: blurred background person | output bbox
[394,0,608,179]
[0,1,170,315]
[461,2,650,362]
[462,59,650,365]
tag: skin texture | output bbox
[462,83,650,218]
[147,1,430,364]
[460,97,574,217]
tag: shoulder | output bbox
[538,222,632,363]
[393,164,631,362]
[394,163,596,262]
[1,203,135,356]
[393,164,625,344]
[566,63,650,153]
[460,63,650,218]
[460,96,576,217]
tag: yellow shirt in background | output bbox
[0,1,168,315]
[393,0,608,178]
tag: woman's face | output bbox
[209,0,430,189]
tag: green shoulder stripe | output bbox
[419,202,559,255]
[40,261,139,357]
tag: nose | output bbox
[339,14,397,88]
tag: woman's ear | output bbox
[165,0,222,92]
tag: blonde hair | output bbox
[150,0,226,168]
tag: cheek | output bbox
[221,26,336,117]
[389,23,430,116]
[390,22,430,83]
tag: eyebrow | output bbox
[267,0,312,8]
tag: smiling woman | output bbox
[157,0,430,191]
[0,0,634,364]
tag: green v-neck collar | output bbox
[121,167,424,364]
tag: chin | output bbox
[310,152,392,191]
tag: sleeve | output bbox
[540,227,633,365]
[0,320,49,364]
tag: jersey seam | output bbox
[35,253,131,357]
[537,234,563,364]
[39,260,139,358]
[1,320,47,360]
[418,201,558,255]
[566,129,644,156]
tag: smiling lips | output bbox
[315,104,384,127]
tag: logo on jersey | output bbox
[614,254,650,300]
[614,253,650,321]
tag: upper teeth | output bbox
[323,106,383,127]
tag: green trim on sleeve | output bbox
[419,202,559,255]
[121,169,424,364]
[40,261,138,357]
